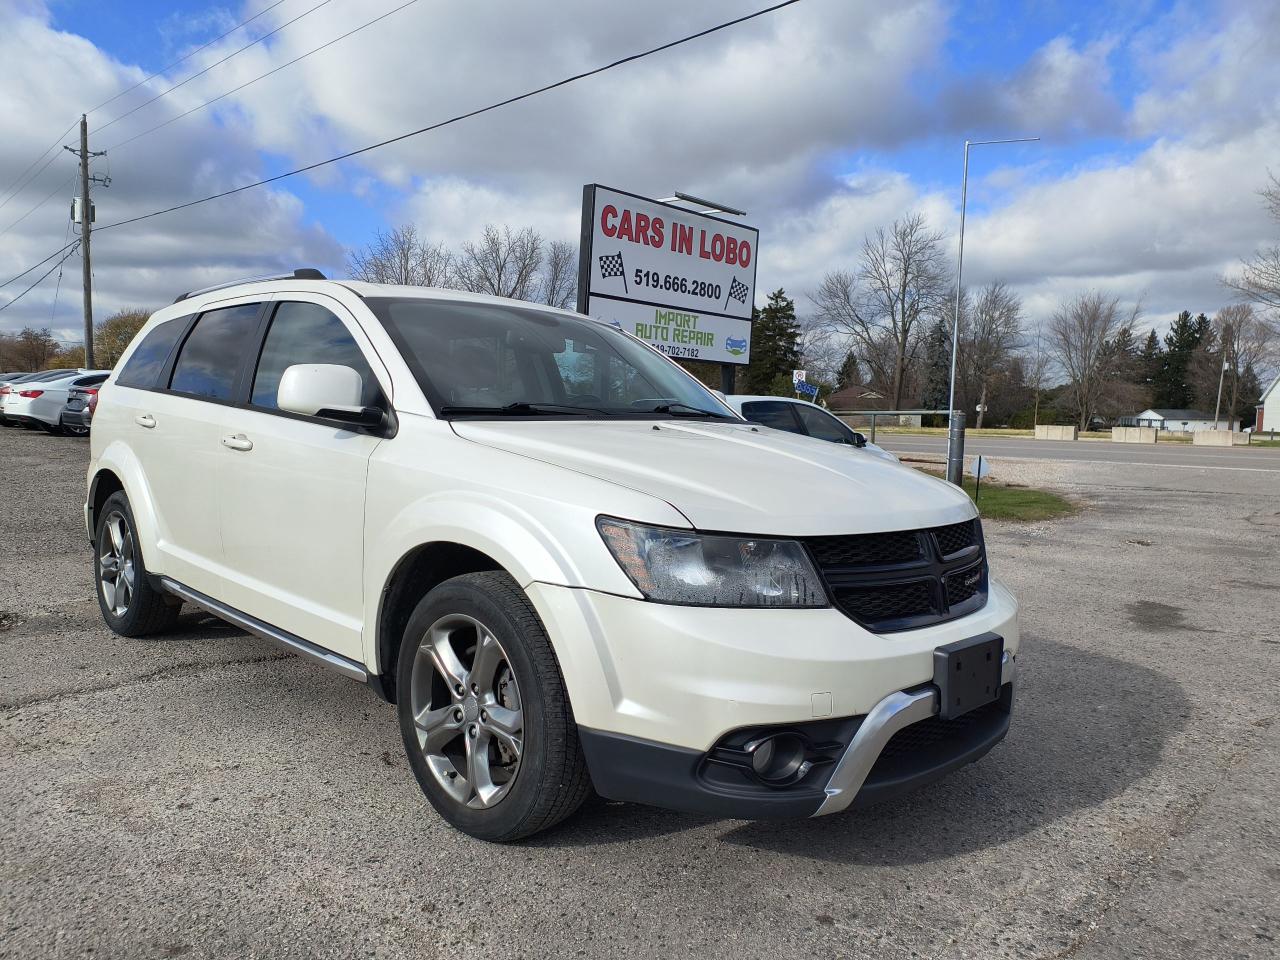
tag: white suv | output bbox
[87,271,1019,841]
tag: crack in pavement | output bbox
[1,652,294,715]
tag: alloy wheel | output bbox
[98,511,136,617]
[409,614,524,809]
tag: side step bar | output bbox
[159,578,368,683]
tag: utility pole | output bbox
[65,114,108,368]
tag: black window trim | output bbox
[123,296,391,437]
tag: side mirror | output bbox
[278,364,382,428]
[851,431,868,448]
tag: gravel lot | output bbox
[2,426,1277,960]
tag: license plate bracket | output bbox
[933,632,1003,720]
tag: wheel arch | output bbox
[88,442,163,570]
[371,541,509,703]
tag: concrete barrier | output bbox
[1035,424,1078,441]
[1192,430,1246,446]
[1112,426,1157,444]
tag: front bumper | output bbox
[525,578,1020,819]
[580,664,1014,820]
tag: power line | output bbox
[97,0,805,234]
[96,0,336,135]
[88,0,291,114]
[0,243,80,314]
[0,239,80,291]
[105,0,421,152]
[0,124,76,214]
[0,176,75,239]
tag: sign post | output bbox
[578,184,758,372]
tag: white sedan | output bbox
[724,394,899,462]
[1,370,110,434]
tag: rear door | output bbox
[125,299,267,595]
[215,295,390,660]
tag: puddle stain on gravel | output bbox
[1124,600,1213,634]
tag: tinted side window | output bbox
[796,405,852,443]
[169,304,262,400]
[250,302,380,410]
[741,400,803,434]
[116,318,188,389]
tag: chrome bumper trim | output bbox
[814,687,939,816]
[159,577,369,683]
[814,648,1016,817]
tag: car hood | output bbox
[450,419,975,536]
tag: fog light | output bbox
[748,733,808,785]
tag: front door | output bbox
[215,297,390,661]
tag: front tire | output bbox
[396,571,591,841]
[94,491,181,637]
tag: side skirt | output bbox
[159,577,369,683]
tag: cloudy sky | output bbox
[0,0,1276,345]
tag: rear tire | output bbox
[94,491,182,637]
[60,414,88,437]
[396,571,591,841]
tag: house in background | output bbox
[1258,374,1280,431]
[1121,408,1241,433]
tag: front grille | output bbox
[944,563,984,607]
[803,519,988,633]
[934,520,978,557]
[806,530,923,567]
[876,698,1006,762]
[832,580,934,624]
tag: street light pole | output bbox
[946,136,1039,484]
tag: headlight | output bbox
[596,517,828,608]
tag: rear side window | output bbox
[796,405,852,443]
[169,304,262,400]
[250,302,380,410]
[741,400,803,434]
[116,318,188,389]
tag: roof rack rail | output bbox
[173,268,326,304]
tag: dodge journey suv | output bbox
[86,270,1019,841]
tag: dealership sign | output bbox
[577,184,758,365]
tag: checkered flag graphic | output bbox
[725,276,749,310]
[598,251,628,293]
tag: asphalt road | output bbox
[1,427,1277,960]
[877,432,1280,472]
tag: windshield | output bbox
[366,297,736,420]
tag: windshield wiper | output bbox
[649,401,736,419]
[438,401,607,417]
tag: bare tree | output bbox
[811,213,949,408]
[1,327,62,370]
[1022,328,1054,426]
[453,225,544,300]
[346,225,452,286]
[1217,303,1278,421]
[540,240,577,309]
[1048,292,1139,430]
[1225,173,1280,311]
[962,281,1023,427]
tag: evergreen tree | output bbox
[835,350,861,391]
[1138,329,1163,391]
[743,289,802,395]
[1155,311,1205,408]
[1238,362,1262,428]
[920,314,952,411]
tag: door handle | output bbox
[221,433,253,452]
[134,414,156,429]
